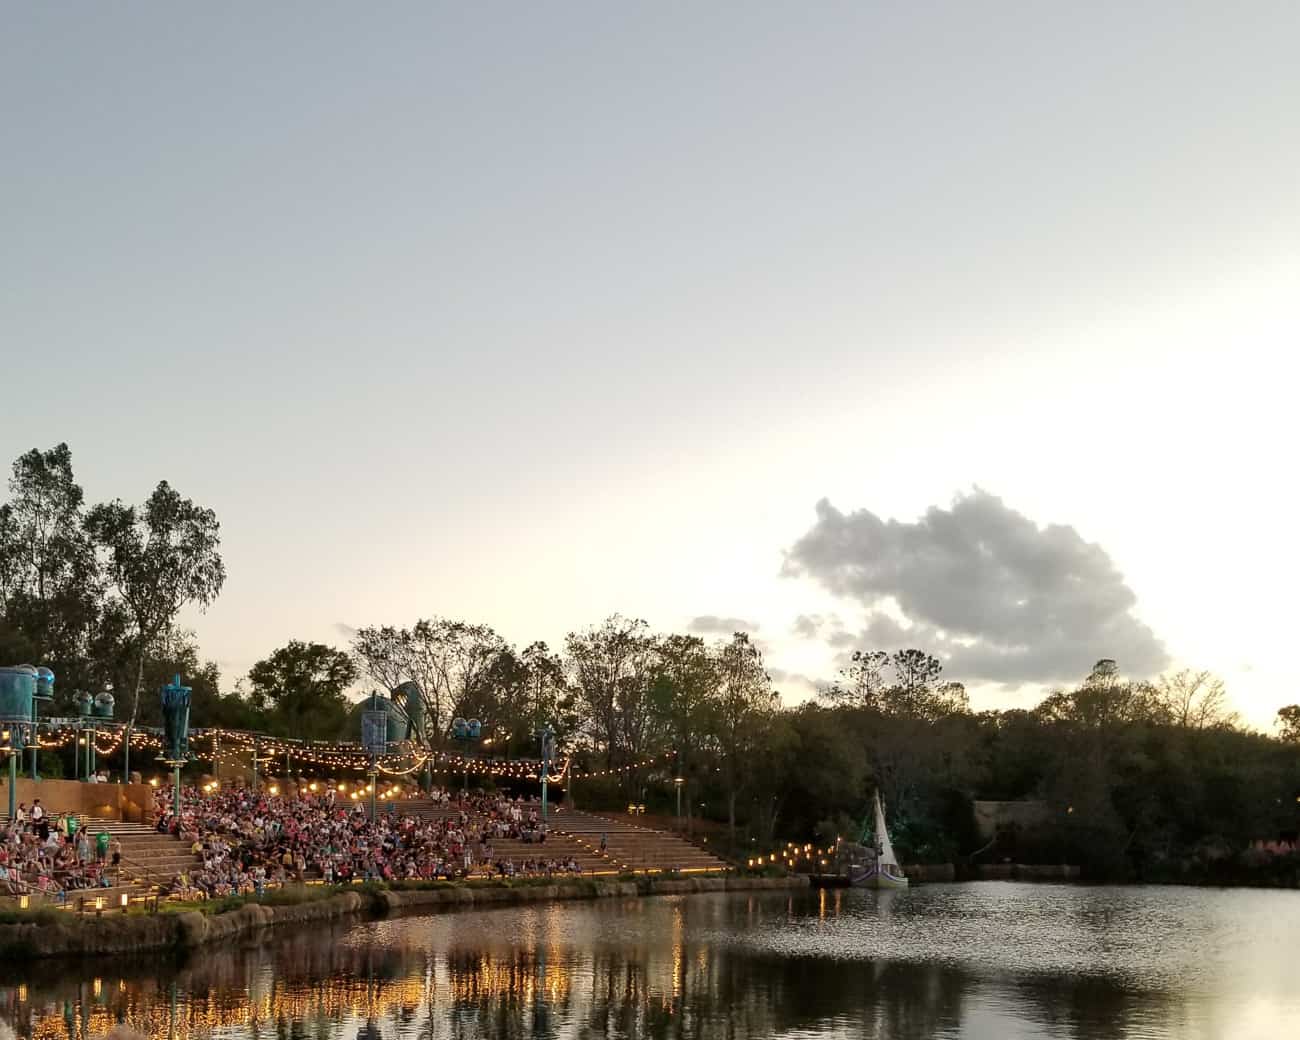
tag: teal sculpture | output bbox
[161,674,192,763]
[0,666,36,819]
[161,674,192,819]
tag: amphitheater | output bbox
[12,796,730,909]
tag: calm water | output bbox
[2,883,1299,1039]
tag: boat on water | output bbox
[811,790,909,889]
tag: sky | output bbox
[3,3,1298,727]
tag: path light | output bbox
[18,895,29,910]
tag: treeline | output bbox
[5,444,1300,880]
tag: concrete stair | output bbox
[553,810,729,874]
[1,814,184,908]
[395,800,729,875]
[74,818,195,896]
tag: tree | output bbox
[248,641,356,740]
[565,615,658,769]
[351,624,410,694]
[824,647,967,720]
[1034,660,1165,729]
[651,634,718,826]
[493,641,575,756]
[351,618,507,743]
[821,650,888,707]
[85,480,225,774]
[711,632,778,840]
[0,444,105,700]
[1156,670,1237,730]
[1278,705,1300,743]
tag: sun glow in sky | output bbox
[3,3,1297,726]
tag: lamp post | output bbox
[1,724,18,820]
[160,675,192,821]
[74,691,93,780]
[30,667,53,781]
[0,665,47,819]
[674,775,685,824]
[362,691,390,824]
[451,717,482,792]
[537,725,556,821]
[90,691,114,780]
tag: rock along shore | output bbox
[0,875,806,962]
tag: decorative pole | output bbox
[74,691,92,780]
[252,735,260,790]
[4,727,16,820]
[30,667,53,780]
[451,718,482,793]
[362,691,388,824]
[0,666,47,818]
[161,675,192,821]
[91,691,114,781]
[369,751,378,824]
[538,724,555,822]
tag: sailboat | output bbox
[851,789,909,889]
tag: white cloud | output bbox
[783,489,1168,684]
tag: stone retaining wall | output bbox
[1,876,807,961]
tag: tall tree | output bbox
[822,649,889,708]
[248,641,356,740]
[351,624,410,694]
[487,641,574,757]
[0,444,104,698]
[711,632,778,840]
[651,634,717,825]
[1156,669,1237,730]
[85,480,225,773]
[351,618,506,743]
[824,647,967,720]
[1277,705,1300,743]
[565,615,658,769]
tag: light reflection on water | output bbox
[1,883,1298,1039]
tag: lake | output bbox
[2,882,1298,1038]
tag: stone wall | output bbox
[1,875,808,961]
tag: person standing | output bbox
[31,799,47,841]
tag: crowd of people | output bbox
[2,800,122,898]
[152,783,582,900]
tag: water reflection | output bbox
[1,885,1298,1039]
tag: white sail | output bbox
[873,790,899,871]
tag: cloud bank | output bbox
[687,615,761,636]
[784,490,1168,684]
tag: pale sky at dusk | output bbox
[3,3,1297,726]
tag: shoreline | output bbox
[0,874,807,962]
